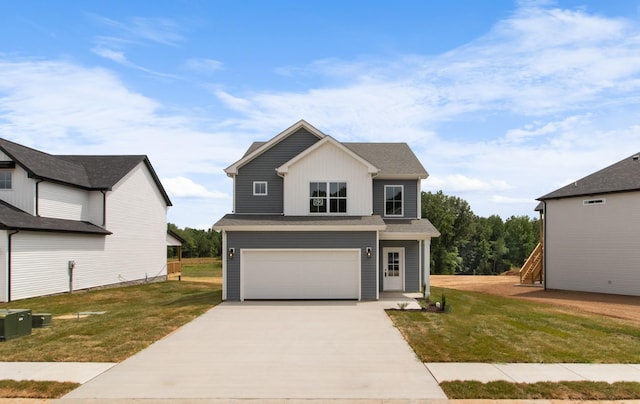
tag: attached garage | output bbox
[241,249,360,300]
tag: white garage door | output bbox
[241,249,360,300]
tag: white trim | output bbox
[417,181,422,218]
[379,232,437,240]
[221,230,227,300]
[225,120,326,176]
[418,239,423,290]
[253,181,268,196]
[375,230,380,300]
[382,247,405,291]
[384,185,404,217]
[240,248,361,301]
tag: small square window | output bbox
[253,181,267,196]
[0,172,12,190]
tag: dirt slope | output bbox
[430,275,640,322]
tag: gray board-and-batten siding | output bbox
[234,128,320,214]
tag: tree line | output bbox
[422,191,540,275]
[168,223,221,258]
[168,191,540,276]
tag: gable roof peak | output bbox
[225,119,326,176]
[276,135,380,175]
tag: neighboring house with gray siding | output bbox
[538,152,640,296]
[214,120,440,301]
[0,138,172,302]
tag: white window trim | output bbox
[309,181,348,214]
[384,185,404,217]
[253,181,268,196]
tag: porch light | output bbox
[228,248,235,258]
[365,247,372,257]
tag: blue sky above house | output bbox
[1,0,640,228]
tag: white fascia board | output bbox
[277,136,379,175]
[215,224,387,232]
[379,232,436,240]
[224,120,326,176]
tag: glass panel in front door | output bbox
[388,252,399,277]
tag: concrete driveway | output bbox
[64,300,446,400]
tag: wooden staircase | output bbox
[519,242,543,284]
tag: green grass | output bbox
[388,286,640,363]
[0,281,221,362]
[181,258,221,278]
[441,380,640,400]
[0,380,79,398]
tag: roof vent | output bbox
[633,154,639,161]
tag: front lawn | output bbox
[0,281,221,362]
[388,286,640,363]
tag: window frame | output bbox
[384,185,404,217]
[253,181,268,196]
[309,181,347,214]
[0,171,12,190]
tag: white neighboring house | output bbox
[0,138,172,302]
[538,152,640,297]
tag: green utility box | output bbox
[0,309,32,341]
[32,313,52,328]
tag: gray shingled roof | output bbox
[0,138,171,205]
[0,200,111,234]
[539,152,640,200]
[214,214,386,229]
[241,141,427,178]
[344,143,427,178]
[214,214,440,238]
[382,218,441,237]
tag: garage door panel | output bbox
[242,250,360,300]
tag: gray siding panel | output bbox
[226,231,377,301]
[373,180,418,218]
[379,240,420,292]
[235,128,320,214]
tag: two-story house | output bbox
[213,120,439,301]
[537,152,640,296]
[0,138,172,302]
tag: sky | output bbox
[1,0,640,229]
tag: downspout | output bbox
[7,230,19,303]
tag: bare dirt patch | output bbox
[431,275,640,322]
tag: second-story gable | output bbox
[226,122,323,214]
[277,137,379,216]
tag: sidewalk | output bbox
[1,361,640,385]
[426,362,640,384]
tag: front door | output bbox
[383,247,404,291]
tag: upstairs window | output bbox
[385,185,403,216]
[253,181,268,196]
[310,182,347,213]
[0,172,11,190]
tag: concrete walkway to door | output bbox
[63,300,447,401]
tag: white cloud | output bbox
[490,195,538,205]
[184,58,224,74]
[162,177,228,199]
[425,175,511,193]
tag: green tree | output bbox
[504,215,538,268]
[421,191,475,274]
[167,224,221,258]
